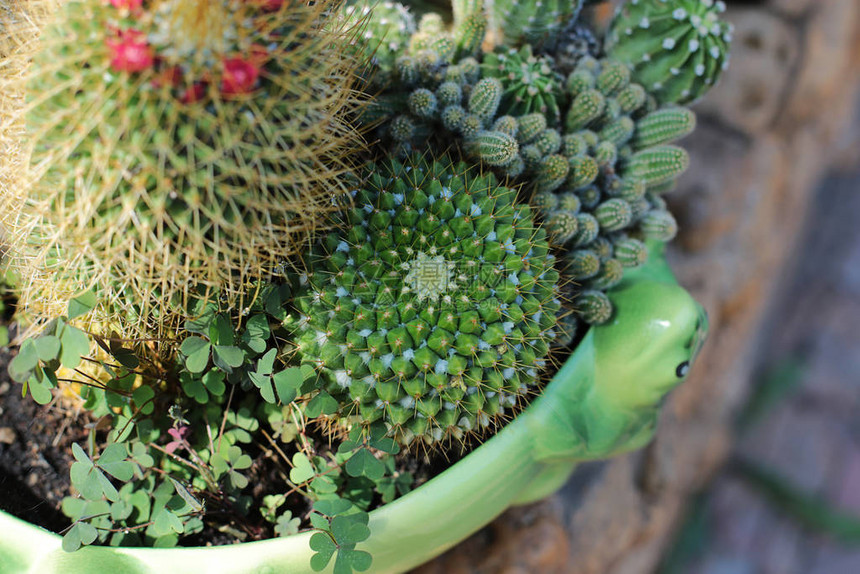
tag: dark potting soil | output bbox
[0,336,88,532]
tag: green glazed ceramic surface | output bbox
[0,248,707,574]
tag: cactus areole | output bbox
[0,250,708,574]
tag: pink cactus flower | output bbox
[107,29,154,73]
[221,57,260,95]
[109,0,143,10]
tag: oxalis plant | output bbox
[0,0,731,573]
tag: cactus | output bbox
[640,210,679,241]
[481,45,564,121]
[594,198,633,233]
[340,0,416,75]
[576,290,613,325]
[293,155,560,445]
[487,0,584,49]
[468,77,504,120]
[632,107,697,149]
[451,0,486,57]
[622,146,690,187]
[606,0,733,104]
[352,22,714,329]
[565,249,600,280]
[565,89,606,132]
[1,0,366,337]
[466,130,520,166]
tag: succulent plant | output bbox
[1,0,365,338]
[340,0,416,76]
[606,0,733,104]
[293,155,561,445]
[356,12,702,329]
[481,45,565,121]
[486,0,584,49]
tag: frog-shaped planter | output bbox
[0,249,707,574]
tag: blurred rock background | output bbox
[416,1,860,572]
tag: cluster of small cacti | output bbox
[0,0,730,564]
[606,0,733,104]
[350,0,728,334]
[0,0,365,339]
[293,155,560,445]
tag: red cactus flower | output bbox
[109,0,143,9]
[107,29,154,73]
[221,57,260,95]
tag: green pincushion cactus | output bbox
[606,0,733,104]
[293,155,561,445]
[1,0,365,338]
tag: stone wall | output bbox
[416,1,860,572]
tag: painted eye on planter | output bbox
[675,361,690,378]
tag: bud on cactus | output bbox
[623,145,690,187]
[572,213,600,247]
[599,116,636,146]
[594,198,633,232]
[616,83,648,114]
[567,156,599,189]
[492,116,519,137]
[562,133,589,157]
[565,88,606,132]
[517,113,548,144]
[294,155,560,445]
[613,237,649,268]
[536,154,570,193]
[454,12,487,58]
[566,249,600,279]
[596,60,631,96]
[545,210,579,245]
[632,107,697,149]
[4,0,366,336]
[588,258,625,291]
[466,130,519,166]
[533,129,563,156]
[408,88,438,118]
[640,209,679,241]
[606,0,733,104]
[577,289,613,325]
[468,77,504,120]
[437,82,464,107]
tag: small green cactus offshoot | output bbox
[294,156,560,446]
[606,0,733,104]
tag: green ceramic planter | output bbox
[0,248,707,574]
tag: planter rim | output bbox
[0,249,708,574]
